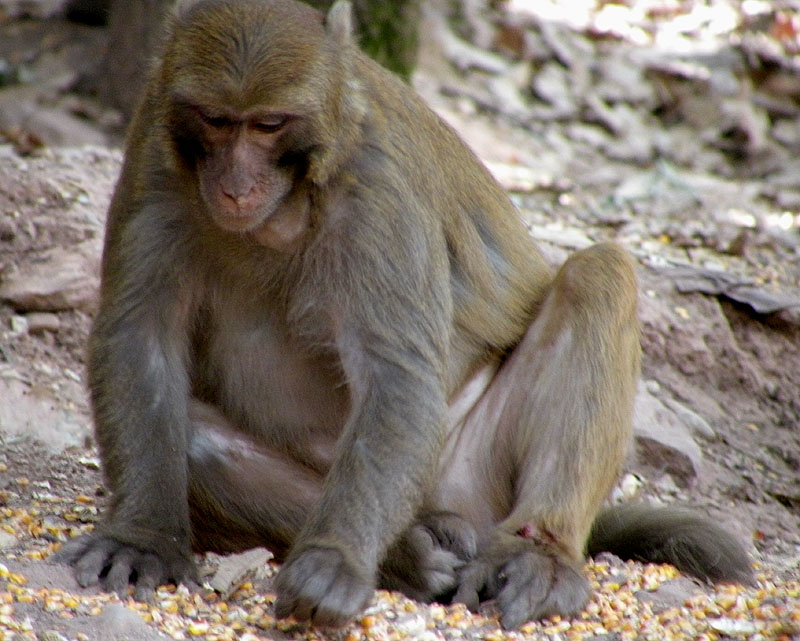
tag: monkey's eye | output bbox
[252,117,287,134]
[199,112,232,129]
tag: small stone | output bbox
[97,603,155,639]
[0,531,18,550]
[394,614,426,637]
[619,473,643,499]
[25,312,61,333]
[9,315,28,335]
[78,456,101,469]
[0,218,15,241]
[663,398,716,440]
[39,632,68,641]
[708,617,758,635]
[635,577,702,611]
[208,547,272,599]
[653,474,681,495]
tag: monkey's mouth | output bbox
[210,191,282,234]
[214,209,267,233]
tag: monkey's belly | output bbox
[193,305,349,468]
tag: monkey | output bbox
[55,0,754,630]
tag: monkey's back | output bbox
[347,53,554,386]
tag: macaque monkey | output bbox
[57,0,753,629]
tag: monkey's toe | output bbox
[496,549,589,629]
[453,537,589,629]
[274,546,372,627]
[53,532,196,600]
[379,512,477,602]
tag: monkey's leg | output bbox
[186,401,323,557]
[453,243,640,628]
[189,401,474,598]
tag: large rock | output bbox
[0,240,100,312]
[0,376,89,450]
[632,381,704,486]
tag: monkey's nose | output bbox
[221,187,259,214]
[222,187,252,203]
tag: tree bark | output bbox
[96,0,173,120]
[305,0,419,80]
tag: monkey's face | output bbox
[160,0,331,235]
[186,108,297,233]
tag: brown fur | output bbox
[56,0,752,628]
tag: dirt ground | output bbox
[0,1,799,640]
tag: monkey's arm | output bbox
[57,180,198,600]
[274,197,452,626]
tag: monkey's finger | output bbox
[272,592,295,620]
[426,514,478,561]
[170,558,200,588]
[452,583,481,611]
[104,548,136,595]
[413,547,463,601]
[452,564,487,611]
[274,571,314,621]
[275,550,337,621]
[498,576,587,630]
[74,539,119,587]
[497,553,589,629]
[51,535,92,565]
[312,574,371,628]
[132,553,166,604]
[495,571,548,629]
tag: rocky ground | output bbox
[0,1,799,640]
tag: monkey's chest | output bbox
[192,300,349,453]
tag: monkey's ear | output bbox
[325,0,354,45]
[174,0,200,13]
[173,0,206,19]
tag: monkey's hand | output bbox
[379,512,478,602]
[274,546,373,627]
[53,532,196,602]
[453,532,589,629]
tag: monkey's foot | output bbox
[453,534,589,629]
[379,511,477,602]
[53,532,197,603]
[274,546,372,627]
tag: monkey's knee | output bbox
[552,243,637,316]
[186,400,322,553]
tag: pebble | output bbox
[25,312,61,334]
[0,531,18,550]
[635,577,701,611]
[9,315,28,335]
[97,603,160,640]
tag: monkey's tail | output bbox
[586,503,754,585]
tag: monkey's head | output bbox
[158,0,363,236]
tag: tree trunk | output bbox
[305,0,419,79]
[97,0,173,120]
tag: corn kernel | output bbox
[161,601,179,614]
